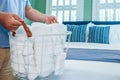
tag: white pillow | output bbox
[86,22,95,42]
[109,25,120,44]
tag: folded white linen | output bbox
[54,52,66,75]
[9,25,38,79]
[65,42,120,50]
[32,23,55,77]
[32,23,67,76]
[10,23,67,79]
[49,23,67,34]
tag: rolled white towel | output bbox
[54,52,67,75]
[49,23,67,56]
[31,22,67,76]
[9,25,36,78]
[33,34,54,77]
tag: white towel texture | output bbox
[9,23,67,80]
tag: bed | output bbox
[63,21,120,63]
[65,42,120,63]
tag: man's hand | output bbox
[0,13,23,32]
[45,16,58,24]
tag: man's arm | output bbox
[0,12,6,23]
[25,6,58,24]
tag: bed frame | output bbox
[63,21,120,25]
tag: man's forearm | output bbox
[0,12,5,24]
[25,6,48,22]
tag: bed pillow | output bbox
[67,24,87,42]
[88,26,110,44]
[86,23,120,44]
[109,25,120,44]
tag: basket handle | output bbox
[12,21,32,37]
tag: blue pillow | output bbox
[88,26,110,44]
[67,24,87,42]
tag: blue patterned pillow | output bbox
[67,25,87,42]
[88,26,110,44]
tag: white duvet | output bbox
[65,42,120,50]
[9,23,67,80]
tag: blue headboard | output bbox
[63,21,120,25]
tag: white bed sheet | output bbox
[65,42,120,50]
